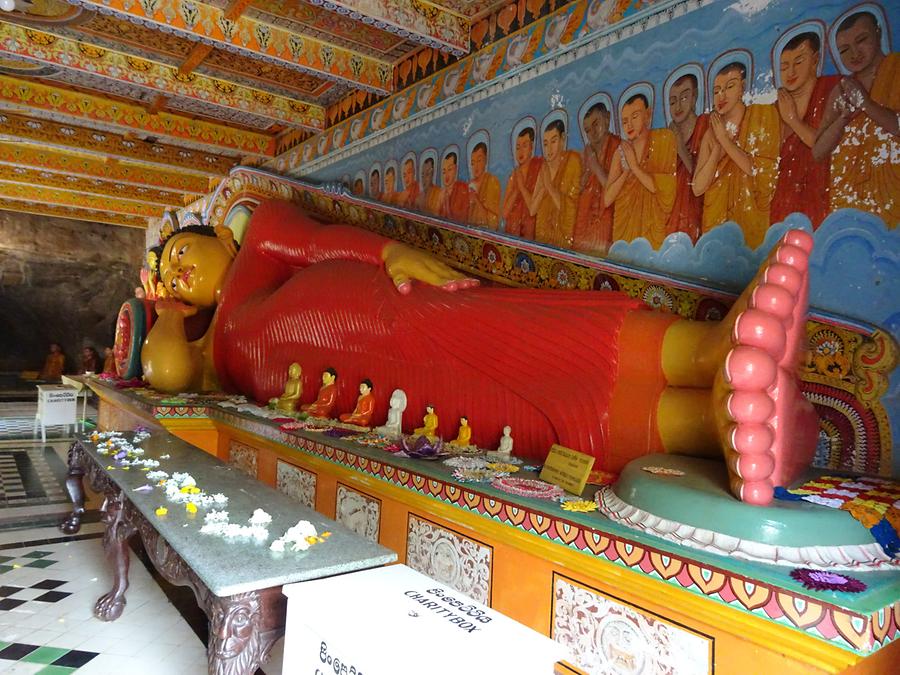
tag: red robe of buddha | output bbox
[666,114,708,242]
[771,75,839,228]
[213,201,647,463]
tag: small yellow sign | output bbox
[539,444,596,495]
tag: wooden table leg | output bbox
[59,441,86,534]
[207,589,285,675]
[94,490,137,622]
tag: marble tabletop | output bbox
[79,432,397,597]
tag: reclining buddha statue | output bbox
[141,199,818,506]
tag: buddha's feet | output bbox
[713,230,818,506]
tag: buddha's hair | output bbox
[585,102,610,118]
[361,378,374,389]
[148,224,217,275]
[784,31,821,54]
[672,73,698,92]
[717,61,747,80]
[517,126,535,142]
[836,11,879,37]
[545,119,566,136]
[625,93,649,108]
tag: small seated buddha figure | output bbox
[375,388,407,438]
[449,415,472,449]
[302,368,338,418]
[339,379,376,427]
[497,425,514,455]
[413,404,439,441]
[271,362,303,413]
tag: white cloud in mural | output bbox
[727,0,773,17]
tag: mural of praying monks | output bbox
[605,88,677,249]
[814,8,899,226]
[416,150,442,215]
[532,113,582,248]
[502,119,542,239]
[771,27,839,227]
[574,96,620,254]
[693,55,780,248]
[439,147,471,222]
[397,153,419,209]
[466,134,501,229]
[352,171,365,196]
[664,69,708,242]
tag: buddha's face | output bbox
[836,17,881,75]
[160,232,232,308]
[288,363,301,378]
[780,41,817,92]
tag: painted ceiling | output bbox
[0,0,532,229]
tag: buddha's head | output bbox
[322,367,337,386]
[155,227,234,308]
[288,362,302,379]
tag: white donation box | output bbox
[35,385,78,442]
[281,564,571,675]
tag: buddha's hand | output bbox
[382,242,479,295]
[154,298,199,317]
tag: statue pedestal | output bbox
[597,454,895,570]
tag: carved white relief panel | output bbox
[228,441,258,479]
[552,575,712,675]
[335,484,380,542]
[406,514,492,605]
[276,460,316,508]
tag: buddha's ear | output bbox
[214,225,238,259]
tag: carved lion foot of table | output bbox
[94,590,127,622]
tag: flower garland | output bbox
[490,476,564,500]
[789,568,867,593]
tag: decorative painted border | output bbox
[0,198,148,229]
[0,181,163,219]
[214,414,896,656]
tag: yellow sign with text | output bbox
[539,444,595,495]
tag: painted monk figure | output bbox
[398,158,420,209]
[382,166,399,206]
[813,11,899,226]
[666,74,709,242]
[502,127,542,239]
[39,343,65,381]
[142,199,818,507]
[604,94,677,249]
[368,169,382,201]
[467,143,501,229]
[416,157,442,215]
[574,102,620,254]
[339,379,376,426]
[302,368,338,418]
[439,152,471,222]
[693,62,780,248]
[530,120,582,248]
[771,32,839,227]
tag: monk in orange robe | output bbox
[772,32,839,227]
[694,62,780,248]
[574,102,620,254]
[502,127,542,239]
[415,157,442,215]
[339,379,376,426]
[39,343,65,381]
[531,120,582,248]
[666,74,709,241]
[302,368,338,418]
[813,12,899,227]
[439,152,471,222]
[604,94,677,249]
[398,158,420,209]
[467,143,501,229]
[368,169,382,201]
[382,167,399,206]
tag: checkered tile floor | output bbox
[0,403,97,442]
[0,450,69,508]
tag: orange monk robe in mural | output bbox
[695,64,780,248]
[532,121,582,248]
[468,144,501,229]
[398,160,420,210]
[828,58,900,224]
[574,115,620,254]
[439,153,471,222]
[415,159,442,216]
[605,96,677,249]
[502,129,542,240]
[666,114,708,241]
